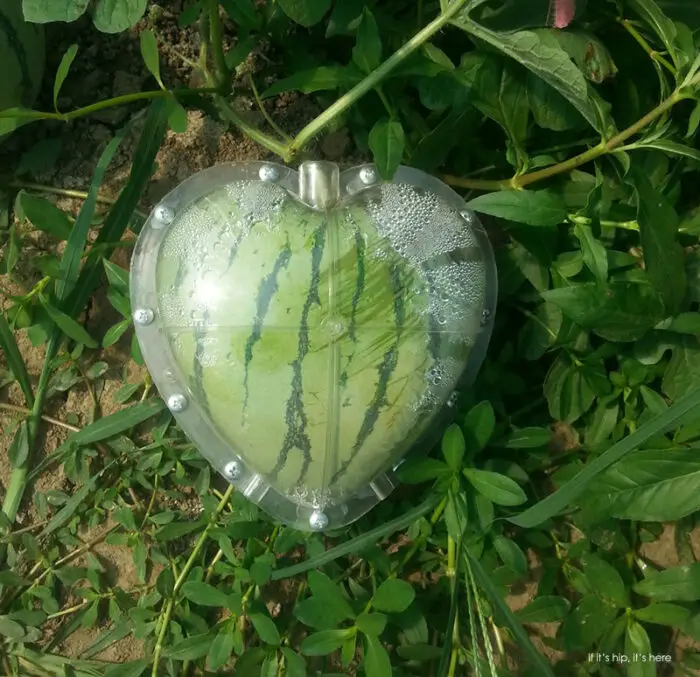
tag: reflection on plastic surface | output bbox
[130,162,497,530]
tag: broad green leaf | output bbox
[307,571,355,621]
[658,313,700,335]
[272,495,440,579]
[0,314,33,405]
[23,0,89,22]
[249,612,281,646]
[625,620,656,677]
[574,223,608,283]
[352,9,381,73]
[92,0,148,33]
[396,457,450,484]
[179,0,203,27]
[560,594,619,651]
[8,421,29,468]
[161,632,213,660]
[628,0,685,69]
[510,384,700,528]
[262,66,361,98]
[102,259,129,295]
[103,320,131,348]
[368,118,405,180]
[300,629,352,656]
[515,596,570,623]
[493,535,528,575]
[295,597,345,630]
[541,280,665,342]
[634,563,700,602]
[139,29,164,89]
[527,72,582,131]
[20,192,72,240]
[466,190,567,227]
[581,447,700,522]
[580,553,629,607]
[326,0,364,37]
[208,628,234,670]
[629,167,685,315]
[53,44,78,111]
[464,469,527,506]
[181,581,225,607]
[635,603,691,626]
[41,300,98,347]
[219,0,261,30]
[372,579,415,613]
[464,400,495,452]
[277,0,331,26]
[501,427,551,449]
[104,660,149,677]
[627,139,700,163]
[449,16,602,131]
[0,616,25,640]
[363,634,392,677]
[280,648,307,677]
[355,612,387,636]
[167,99,188,133]
[155,519,206,542]
[663,337,700,400]
[441,424,465,471]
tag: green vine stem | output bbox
[207,0,230,91]
[619,18,676,75]
[151,485,234,677]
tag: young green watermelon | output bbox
[0,0,45,137]
[152,170,490,511]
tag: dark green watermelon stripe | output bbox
[348,228,366,341]
[330,260,405,485]
[0,9,31,100]
[190,321,212,418]
[242,237,292,409]
[271,222,328,484]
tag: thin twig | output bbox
[0,402,81,433]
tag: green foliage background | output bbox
[1,0,700,676]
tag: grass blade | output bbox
[436,540,462,677]
[271,493,441,580]
[464,547,555,677]
[509,385,700,528]
[0,313,33,406]
[80,620,132,659]
[30,398,166,479]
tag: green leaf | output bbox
[9,421,30,467]
[574,223,608,284]
[0,314,33,406]
[628,0,685,69]
[541,280,665,342]
[249,612,281,646]
[634,563,700,602]
[466,190,567,227]
[464,469,527,506]
[441,424,465,471]
[219,0,260,30]
[41,298,98,347]
[104,660,148,677]
[0,616,25,640]
[20,192,72,241]
[450,17,602,131]
[92,0,148,32]
[139,29,164,89]
[635,603,692,626]
[515,596,570,623]
[352,9,381,73]
[663,337,700,400]
[181,581,225,607]
[23,0,89,22]
[300,629,351,656]
[307,571,355,621]
[363,634,392,677]
[103,320,131,348]
[582,447,700,522]
[272,494,440,580]
[629,167,685,315]
[510,385,700,528]
[280,648,307,677]
[295,597,344,630]
[155,519,206,542]
[396,457,450,484]
[580,553,629,607]
[368,119,405,180]
[493,535,528,574]
[161,632,213,660]
[625,619,656,677]
[53,44,78,111]
[372,579,415,613]
[356,612,387,636]
[277,0,331,26]
[501,427,551,449]
[262,66,360,98]
[167,98,188,134]
[560,594,618,651]
[464,400,495,452]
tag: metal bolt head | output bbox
[153,204,175,227]
[167,393,187,413]
[133,307,154,326]
[359,167,378,185]
[309,510,329,531]
[259,165,280,182]
[224,460,242,481]
[460,210,474,225]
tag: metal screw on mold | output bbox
[167,393,187,413]
[460,210,474,225]
[446,391,459,408]
[223,460,242,481]
[309,510,329,531]
[133,308,154,326]
[153,204,175,228]
[359,167,378,185]
[481,308,492,327]
[259,165,279,182]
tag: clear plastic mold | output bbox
[130,161,497,531]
